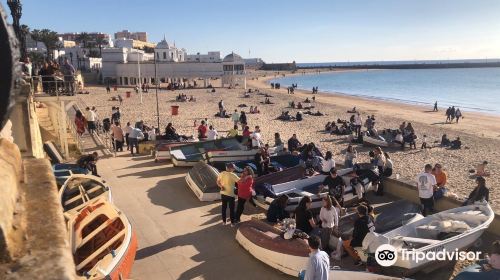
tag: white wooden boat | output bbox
[185,162,221,201]
[363,134,392,148]
[206,144,283,163]
[154,140,197,162]
[253,166,378,212]
[59,174,112,217]
[360,202,494,272]
[170,137,247,167]
[68,198,137,279]
[185,155,302,202]
[236,220,409,279]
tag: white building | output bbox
[185,52,221,63]
[154,37,186,62]
[101,37,245,88]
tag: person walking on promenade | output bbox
[128,125,144,156]
[217,163,240,226]
[299,235,330,280]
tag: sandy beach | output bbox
[80,70,499,212]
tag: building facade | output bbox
[57,32,112,46]
[114,38,156,50]
[101,42,245,88]
[185,52,221,63]
[114,30,148,42]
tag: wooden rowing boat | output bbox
[59,174,112,217]
[68,198,137,280]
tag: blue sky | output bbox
[2,0,500,62]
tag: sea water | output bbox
[270,68,500,114]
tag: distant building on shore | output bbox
[101,37,246,88]
[114,29,148,42]
[244,58,265,69]
[114,38,156,50]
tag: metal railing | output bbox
[30,75,79,96]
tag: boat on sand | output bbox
[68,198,137,280]
[360,202,494,272]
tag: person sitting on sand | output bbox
[242,126,251,137]
[197,120,208,139]
[296,111,303,121]
[450,137,462,149]
[441,134,451,147]
[463,176,489,205]
[249,106,254,114]
[297,102,303,109]
[325,122,332,132]
[227,125,239,138]
[266,195,289,223]
[288,134,302,152]
[304,97,311,103]
[189,95,196,102]
[274,132,284,147]
[476,161,490,177]
[244,92,250,98]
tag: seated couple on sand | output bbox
[249,106,260,114]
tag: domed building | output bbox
[154,36,185,62]
[221,52,246,89]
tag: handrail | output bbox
[30,74,79,96]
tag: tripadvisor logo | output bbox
[374,244,481,267]
[375,244,398,267]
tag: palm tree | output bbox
[39,29,59,58]
[75,32,91,49]
[30,28,42,47]
[95,37,108,57]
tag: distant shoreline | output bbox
[264,69,500,116]
[297,61,500,70]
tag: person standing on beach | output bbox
[455,108,462,123]
[198,120,208,139]
[239,111,247,128]
[231,109,240,127]
[218,100,224,116]
[85,107,97,134]
[344,145,357,168]
[450,106,456,122]
[354,113,362,136]
[128,126,144,156]
[416,164,437,216]
[123,122,133,150]
[433,101,438,112]
[445,107,452,123]
[217,163,240,226]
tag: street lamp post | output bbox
[7,0,26,60]
[154,53,160,130]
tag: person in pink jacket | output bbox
[235,166,254,223]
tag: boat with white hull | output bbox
[59,174,112,217]
[360,203,494,272]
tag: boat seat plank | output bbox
[64,193,86,206]
[393,235,440,245]
[77,217,120,247]
[85,185,103,195]
[76,230,126,271]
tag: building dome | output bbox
[156,39,170,49]
[223,52,243,63]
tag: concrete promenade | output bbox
[94,150,291,280]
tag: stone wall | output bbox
[0,139,75,279]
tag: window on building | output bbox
[163,52,167,59]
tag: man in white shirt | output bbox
[299,235,329,280]
[251,126,262,148]
[207,125,219,140]
[128,127,144,156]
[123,122,134,150]
[416,164,437,216]
[85,107,97,134]
[354,113,362,136]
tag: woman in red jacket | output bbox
[235,166,255,223]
